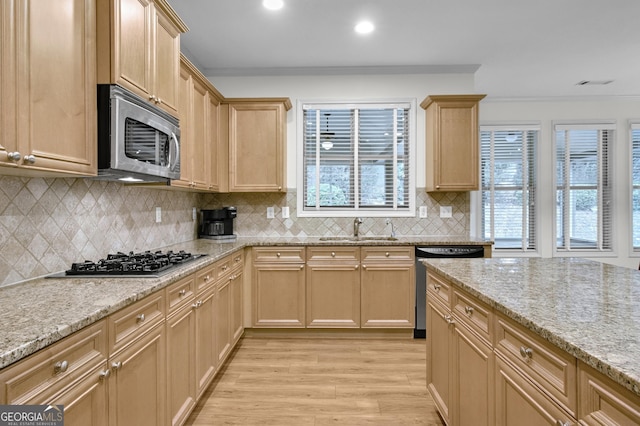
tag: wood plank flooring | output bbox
[185,337,445,425]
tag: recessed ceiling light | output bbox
[263,0,284,11]
[354,21,375,34]
[576,80,614,86]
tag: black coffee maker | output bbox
[199,207,237,240]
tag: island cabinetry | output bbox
[426,270,494,426]
[1,0,97,177]
[107,294,167,426]
[96,0,187,117]
[306,247,361,328]
[252,247,306,327]
[166,275,197,426]
[221,98,291,192]
[578,361,640,425]
[420,94,485,192]
[360,246,415,328]
[494,312,577,417]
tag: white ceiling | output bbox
[166,0,640,100]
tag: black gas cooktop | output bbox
[49,250,206,278]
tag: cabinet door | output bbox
[207,92,220,191]
[11,0,96,175]
[426,297,452,424]
[495,356,575,426]
[451,322,494,426]
[152,5,180,116]
[52,364,109,426]
[195,287,217,398]
[230,269,244,344]
[216,278,232,364]
[166,306,196,426]
[360,263,414,328]
[306,263,360,328]
[227,101,287,192]
[252,263,305,327]
[114,0,152,97]
[173,61,193,188]
[190,77,209,188]
[0,0,17,168]
[108,324,166,426]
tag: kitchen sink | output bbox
[318,236,398,242]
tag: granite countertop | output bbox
[422,257,640,397]
[0,235,490,370]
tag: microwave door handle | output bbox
[169,132,180,171]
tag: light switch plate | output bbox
[282,206,290,218]
[155,207,162,223]
[440,206,452,218]
[419,206,428,218]
[266,206,275,219]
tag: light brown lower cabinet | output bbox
[426,269,640,426]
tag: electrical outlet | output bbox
[266,206,275,219]
[282,206,290,219]
[440,206,452,218]
[419,206,428,218]
[155,207,162,223]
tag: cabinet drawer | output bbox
[361,246,413,263]
[253,247,305,263]
[578,361,640,425]
[166,274,195,315]
[452,287,492,344]
[307,246,359,263]
[109,292,165,354]
[495,313,577,416]
[230,250,244,271]
[196,264,216,294]
[427,271,451,307]
[216,255,234,280]
[0,320,107,404]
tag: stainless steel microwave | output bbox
[97,85,180,182]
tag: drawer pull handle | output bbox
[111,361,122,370]
[464,306,474,315]
[444,315,455,325]
[136,313,145,322]
[179,289,186,296]
[519,346,533,359]
[433,284,441,291]
[53,360,69,374]
[99,369,111,380]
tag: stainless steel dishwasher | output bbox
[414,245,485,338]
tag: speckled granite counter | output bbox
[422,257,640,397]
[0,235,490,370]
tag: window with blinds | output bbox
[301,102,412,215]
[632,124,640,250]
[555,124,613,251]
[480,126,538,250]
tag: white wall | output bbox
[480,97,640,269]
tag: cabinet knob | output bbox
[149,95,157,102]
[464,306,474,315]
[204,274,210,282]
[444,314,455,325]
[99,369,111,380]
[136,313,145,322]
[331,252,336,257]
[179,289,186,297]
[433,284,441,291]
[53,360,69,374]
[192,300,203,308]
[555,421,571,426]
[111,361,122,370]
[300,265,304,269]
[156,97,162,104]
[355,265,359,270]
[276,252,281,257]
[23,155,36,164]
[436,185,440,189]
[519,346,533,360]
[385,252,390,257]
[7,152,21,162]
[362,265,367,269]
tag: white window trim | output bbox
[552,120,617,258]
[296,98,417,218]
[629,120,640,255]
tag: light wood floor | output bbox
[185,337,445,425]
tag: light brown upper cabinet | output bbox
[173,56,223,191]
[0,0,97,177]
[420,94,486,192]
[96,0,187,117]
[221,98,291,192]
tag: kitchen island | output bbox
[423,257,640,425]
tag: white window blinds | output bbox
[555,123,613,251]
[632,123,640,250]
[480,126,538,250]
[302,103,411,214]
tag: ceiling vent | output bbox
[576,80,614,86]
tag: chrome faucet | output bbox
[353,217,363,237]
[385,218,396,237]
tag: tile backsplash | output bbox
[0,176,469,287]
